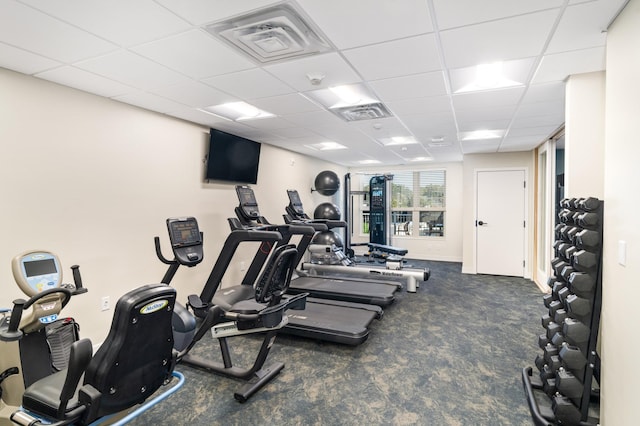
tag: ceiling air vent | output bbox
[204,2,332,64]
[332,103,394,122]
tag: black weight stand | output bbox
[523,197,603,425]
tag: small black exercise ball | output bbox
[314,202,341,220]
[311,231,344,248]
[314,170,340,196]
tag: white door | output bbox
[476,169,526,276]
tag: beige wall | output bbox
[601,0,640,423]
[0,68,345,343]
[565,71,606,199]
[461,152,535,275]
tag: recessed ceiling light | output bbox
[201,101,274,121]
[306,141,347,151]
[358,159,381,165]
[305,83,378,109]
[410,157,433,162]
[459,129,506,141]
[378,136,418,146]
[455,62,523,93]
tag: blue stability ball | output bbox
[314,202,341,220]
[314,171,340,196]
[311,230,344,248]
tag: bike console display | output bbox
[166,217,204,267]
[11,251,62,297]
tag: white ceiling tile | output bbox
[113,91,188,113]
[432,0,564,30]
[264,52,361,92]
[251,93,322,116]
[21,0,192,46]
[283,110,345,127]
[166,108,230,127]
[152,81,233,108]
[457,118,512,132]
[456,105,517,123]
[75,50,191,90]
[269,127,320,139]
[547,0,627,54]
[369,71,447,101]
[155,0,281,26]
[343,34,441,80]
[507,126,559,138]
[132,29,255,79]
[517,100,564,118]
[242,117,296,131]
[461,139,501,154]
[522,82,566,103]
[533,46,605,83]
[203,68,295,100]
[511,112,563,129]
[35,66,133,97]
[349,117,411,139]
[440,10,559,69]
[387,95,452,116]
[0,1,116,62]
[453,87,526,110]
[499,135,546,151]
[402,111,458,138]
[0,42,60,74]
[297,0,432,49]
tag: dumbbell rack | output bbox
[522,197,603,426]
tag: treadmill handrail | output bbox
[198,229,282,305]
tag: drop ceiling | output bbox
[0,0,626,166]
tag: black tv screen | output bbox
[205,129,261,184]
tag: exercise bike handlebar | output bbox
[154,236,175,265]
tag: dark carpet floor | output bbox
[129,261,543,426]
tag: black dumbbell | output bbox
[568,272,596,298]
[554,308,568,326]
[560,264,576,281]
[552,394,582,425]
[563,318,591,353]
[538,333,549,349]
[559,344,588,378]
[578,197,601,212]
[556,368,584,402]
[572,250,599,272]
[577,212,599,228]
[575,229,600,251]
[566,294,592,324]
[546,321,562,340]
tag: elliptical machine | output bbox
[0,251,87,425]
[154,217,307,402]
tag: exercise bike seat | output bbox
[17,284,177,425]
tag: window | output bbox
[359,170,446,238]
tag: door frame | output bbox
[473,167,530,277]
[535,140,556,289]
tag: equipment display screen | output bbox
[24,259,57,277]
[169,220,201,247]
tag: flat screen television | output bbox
[205,129,261,184]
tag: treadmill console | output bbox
[12,251,62,297]
[235,185,261,219]
[286,190,306,217]
[167,217,204,267]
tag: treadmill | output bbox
[232,186,400,308]
[285,190,430,293]
[158,217,382,346]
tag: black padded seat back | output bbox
[83,284,176,417]
[254,244,298,305]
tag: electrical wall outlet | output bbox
[101,296,110,311]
